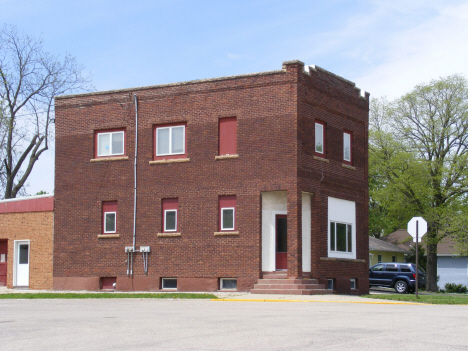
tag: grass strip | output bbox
[364,294,468,305]
[0,292,218,299]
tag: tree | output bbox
[0,25,91,198]
[369,75,468,291]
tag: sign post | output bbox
[407,217,427,298]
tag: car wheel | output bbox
[394,280,408,294]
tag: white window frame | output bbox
[156,125,185,156]
[104,212,117,233]
[329,221,353,253]
[315,122,324,154]
[97,131,125,157]
[221,207,235,231]
[350,278,356,290]
[328,197,356,259]
[343,131,351,162]
[327,279,334,290]
[220,278,237,290]
[164,209,177,232]
[161,278,177,289]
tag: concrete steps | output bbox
[250,274,332,295]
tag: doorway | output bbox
[14,241,29,287]
[0,240,7,286]
[276,215,287,270]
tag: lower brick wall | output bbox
[0,212,54,290]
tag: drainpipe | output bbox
[133,94,138,251]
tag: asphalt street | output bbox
[1,297,467,351]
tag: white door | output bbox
[15,241,29,286]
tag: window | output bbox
[154,124,186,159]
[392,255,397,263]
[371,264,385,272]
[327,279,334,290]
[162,199,178,232]
[219,196,236,231]
[220,278,237,290]
[96,130,125,157]
[343,131,352,164]
[315,121,326,156]
[102,201,117,234]
[329,222,352,253]
[219,117,237,156]
[161,278,177,289]
[328,197,356,259]
[378,254,382,263]
[350,279,357,290]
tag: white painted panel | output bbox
[328,197,356,259]
[261,192,287,272]
[302,193,311,272]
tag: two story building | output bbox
[53,60,369,294]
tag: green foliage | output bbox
[443,283,468,294]
[369,75,468,290]
[405,245,427,272]
[35,190,48,195]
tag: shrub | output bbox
[444,283,468,294]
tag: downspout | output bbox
[133,94,138,251]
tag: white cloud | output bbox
[353,2,468,99]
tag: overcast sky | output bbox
[2,0,468,195]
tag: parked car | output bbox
[369,263,426,293]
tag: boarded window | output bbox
[162,198,178,232]
[219,117,237,156]
[102,201,117,234]
[219,196,236,231]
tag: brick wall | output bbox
[54,61,369,294]
[0,211,54,289]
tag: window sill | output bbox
[90,156,129,163]
[215,154,239,160]
[149,158,190,165]
[157,232,181,237]
[342,164,355,170]
[214,231,239,236]
[313,156,329,163]
[320,257,365,263]
[98,234,120,239]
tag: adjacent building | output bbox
[0,195,54,289]
[53,60,370,294]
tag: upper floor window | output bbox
[162,198,178,232]
[343,131,352,164]
[155,124,186,159]
[102,201,117,234]
[219,195,236,231]
[96,130,125,157]
[315,121,326,156]
[219,117,237,156]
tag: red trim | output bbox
[0,196,54,214]
[275,214,287,270]
[102,201,117,234]
[219,117,237,156]
[162,198,179,232]
[94,128,126,158]
[314,120,326,157]
[153,123,187,160]
[219,195,236,231]
[343,130,353,165]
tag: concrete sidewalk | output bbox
[0,286,421,304]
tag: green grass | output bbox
[364,294,468,305]
[0,292,218,299]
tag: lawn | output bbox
[0,292,218,299]
[365,294,468,305]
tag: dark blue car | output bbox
[369,263,426,293]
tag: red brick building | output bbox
[54,60,369,294]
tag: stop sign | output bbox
[407,217,427,242]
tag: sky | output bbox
[1,0,468,196]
